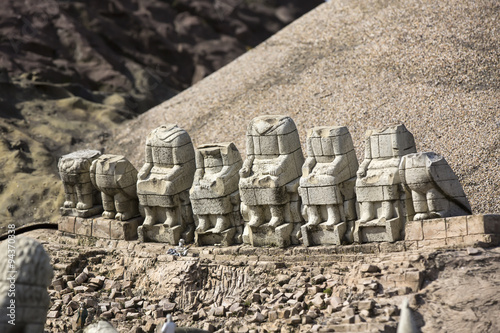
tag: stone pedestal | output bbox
[58,216,142,240]
[353,217,403,243]
[60,205,103,218]
[245,223,295,248]
[301,221,347,247]
[138,224,194,245]
[195,226,240,246]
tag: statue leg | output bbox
[324,204,341,227]
[344,199,357,221]
[102,193,116,219]
[164,204,180,227]
[248,205,264,227]
[426,189,447,218]
[63,183,76,208]
[143,206,156,225]
[269,205,284,228]
[305,205,321,226]
[76,183,93,210]
[213,214,231,233]
[413,190,430,220]
[358,201,374,222]
[196,215,210,232]
[381,201,395,220]
[114,193,136,221]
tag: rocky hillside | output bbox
[23,229,500,332]
[0,0,323,232]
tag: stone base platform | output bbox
[58,215,142,240]
[60,205,103,218]
[301,221,347,247]
[244,222,302,248]
[404,214,500,250]
[138,224,195,245]
[195,226,242,246]
[354,217,403,243]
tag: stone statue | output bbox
[90,154,139,221]
[190,142,243,245]
[137,125,196,244]
[399,152,472,220]
[58,149,102,217]
[0,237,53,333]
[354,124,417,242]
[299,126,358,246]
[239,115,304,247]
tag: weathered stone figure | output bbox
[137,125,196,244]
[0,237,53,333]
[239,115,304,247]
[90,154,139,221]
[190,143,243,245]
[299,126,358,245]
[399,152,471,220]
[58,149,102,217]
[354,124,417,242]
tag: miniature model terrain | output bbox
[0,0,499,332]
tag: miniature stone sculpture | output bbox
[239,115,304,247]
[0,237,53,333]
[58,149,102,217]
[90,154,139,221]
[299,126,358,246]
[399,152,471,220]
[354,124,417,242]
[137,124,196,244]
[190,142,243,246]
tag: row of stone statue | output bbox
[59,116,471,247]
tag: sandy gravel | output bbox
[112,0,500,214]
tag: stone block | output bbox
[467,214,500,235]
[354,217,403,243]
[463,234,500,247]
[75,217,93,236]
[247,223,295,248]
[404,220,423,241]
[417,239,447,249]
[422,218,446,239]
[446,236,465,246]
[92,218,111,239]
[138,224,193,245]
[195,227,237,246]
[301,222,347,247]
[58,216,76,233]
[108,217,142,240]
[446,216,467,237]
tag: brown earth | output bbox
[0,0,323,232]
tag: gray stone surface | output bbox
[0,237,53,333]
[58,149,102,218]
[90,154,139,221]
[399,152,472,221]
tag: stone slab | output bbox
[301,222,347,247]
[61,205,103,218]
[138,224,194,245]
[247,223,295,248]
[445,216,467,238]
[58,216,76,233]
[404,220,423,241]
[467,214,500,235]
[108,217,143,240]
[422,218,446,240]
[74,217,93,236]
[353,217,403,243]
[195,227,239,246]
